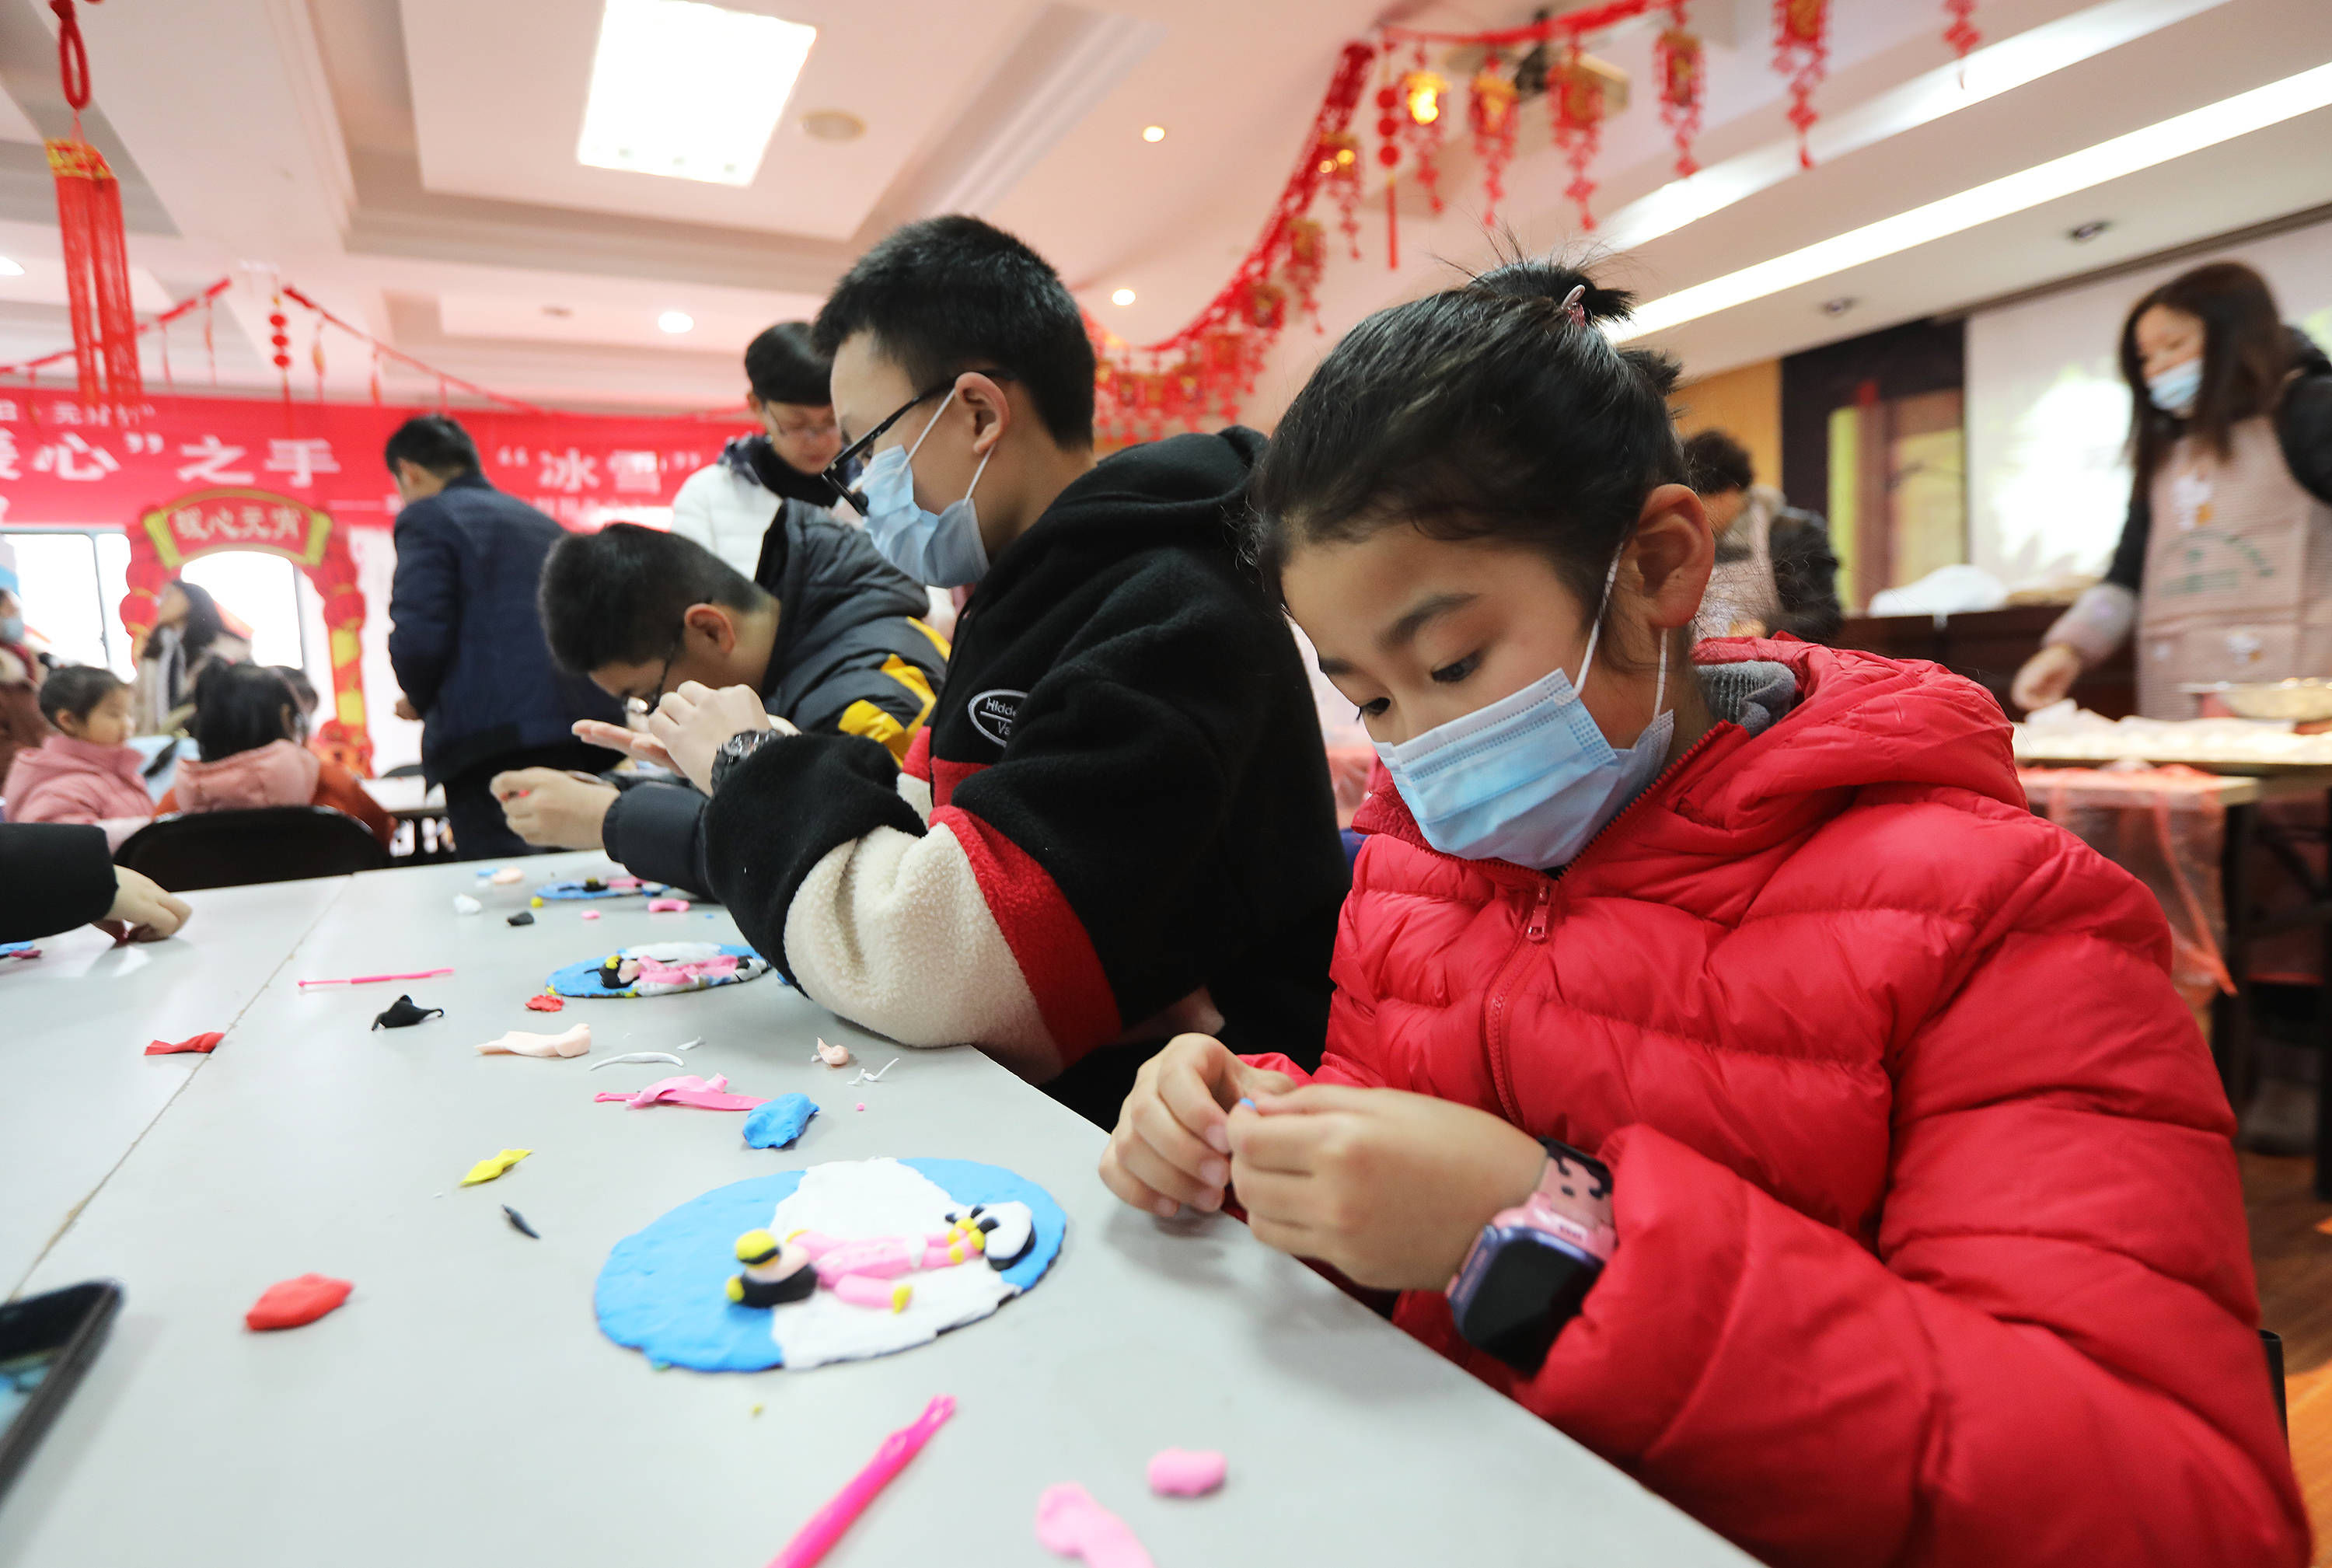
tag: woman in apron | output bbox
[2011,260,2332,1152]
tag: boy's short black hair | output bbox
[37,662,125,727]
[745,322,832,407]
[1681,430,1754,495]
[270,665,319,712]
[384,414,482,479]
[813,215,1094,449]
[190,662,296,761]
[537,523,767,675]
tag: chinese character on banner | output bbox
[175,435,253,484]
[608,449,660,494]
[48,401,81,426]
[31,432,120,481]
[0,431,18,480]
[0,400,20,423]
[495,445,530,467]
[264,438,340,489]
[269,505,305,543]
[122,431,166,455]
[537,448,599,493]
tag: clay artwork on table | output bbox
[534,875,665,901]
[1035,1482,1154,1568]
[245,1273,353,1331]
[594,1072,763,1110]
[460,1147,532,1186]
[490,866,525,886]
[371,995,443,1030]
[145,1031,225,1055]
[546,941,769,1000]
[523,992,563,1012]
[477,1022,592,1059]
[646,897,690,913]
[742,1092,819,1149]
[1147,1449,1227,1497]
[814,1037,853,1068]
[0,941,40,960]
[588,1050,686,1071]
[595,1158,1065,1372]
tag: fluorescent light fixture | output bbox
[577,0,816,187]
[1601,0,2230,253]
[1111,288,1136,306]
[1612,61,2332,343]
[658,310,695,334]
[1141,124,1166,142]
[0,256,22,278]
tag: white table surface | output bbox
[0,854,1749,1568]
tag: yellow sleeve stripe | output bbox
[878,655,937,731]
[906,617,951,661]
[838,700,911,761]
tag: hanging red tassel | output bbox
[1468,53,1520,229]
[1773,0,1831,169]
[45,0,138,420]
[1396,47,1447,216]
[1375,75,1402,271]
[203,295,217,384]
[311,306,326,402]
[1552,35,1607,231]
[1943,0,1980,65]
[268,295,292,409]
[1656,5,1706,180]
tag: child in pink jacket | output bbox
[2,665,154,848]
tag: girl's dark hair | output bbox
[144,578,225,662]
[37,662,125,726]
[2122,260,2294,487]
[1247,259,1685,619]
[190,660,295,761]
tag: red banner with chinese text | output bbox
[0,392,753,529]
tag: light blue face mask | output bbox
[1374,556,1674,870]
[2147,358,2202,417]
[856,389,993,588]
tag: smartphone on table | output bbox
[0,1281,122,1507]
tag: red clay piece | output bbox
[245,1273,353,1331]
[524,994,565,1012]
[145,1031,224,1056]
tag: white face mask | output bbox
[855,389,993,588]
[2146,358,2203,417]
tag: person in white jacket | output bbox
[669,322,848,580]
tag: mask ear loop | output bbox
[1575,546,1668,730]
[906,384,996,505]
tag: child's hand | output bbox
[492,769,617,849]
[572,718,676,772]
[99,866,192,942]
[1228,1086,1548,1292]
[1099,1032,1292,1217]
[645,682,781,794]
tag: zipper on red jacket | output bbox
[1478,727,1726,1123]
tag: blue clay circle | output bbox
[546,943,766,1000]
[593,1159,1067,1372]
[535,879,672,901]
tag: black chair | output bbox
[380,763,425,780]
[115,807,389,891]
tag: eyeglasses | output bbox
[822,368,1014,516]
[623,637,685,715]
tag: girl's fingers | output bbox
[1098,1140,1174,1217]
[1226,1107,1338,1175]
[1129,1092,1229,1192]
[1231,1063,1297,1100]
[1243,1211,1323,1261]
[1157,1051,1237,1155]
[1224,1164,1317,1226]
[1115,1134,1225,1214]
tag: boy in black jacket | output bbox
[494,521,945,896]
[614,216,1347,1122]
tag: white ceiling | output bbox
[0,0,2309,412]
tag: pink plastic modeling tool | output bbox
[298,968,454,989]
[769,1395,955,1568]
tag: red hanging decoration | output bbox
[311,309,326,402]
[1655,6,1706,180]
[1314,130,1363,260]
[1374,72,1402,272]
[1396,47,1447,215]
[1552,35,1607,231]
[268,295,292,408]
[1468,53,1520,229]
[45,0,140,420]
[202,295,217,385]
[369,342,382,405]
[1283,217,1327,330]
[1772,0,1830,169]
[1943,0,1980,65]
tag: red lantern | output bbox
[1314,129,1363,260]
[1243,280,1287,336]
[1468,54,1520,229]
[1283,217,1326,330]
[1772,0,1830,169]
[1552,38,1606,232]
[1397,49,1447,215]
[1943,0,1979,65]
[1655,9,1705,180]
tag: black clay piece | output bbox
[371,994,444,1030]
[581,878,606,892]
[502,1205,540,1239]
[507,910,534,927]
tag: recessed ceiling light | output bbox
[2069,218,2111,242]
[658,310,695,334]
[1141,124,1166,142]
[577,0,817,187]
[1820,296,1856,316]
[1111,288,1136,306]
[0,257,23,278]
[1611,61,2332,343]
[801,109,864,143]
[542,304,574,318]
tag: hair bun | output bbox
[1468,258,1637,327]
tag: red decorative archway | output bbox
[118,486,372,774]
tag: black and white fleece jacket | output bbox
[701,428,1349,1081]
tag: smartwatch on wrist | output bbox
[708,728,783,794]
[1447,1140,1615,1374]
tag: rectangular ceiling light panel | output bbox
[576,0,816,187]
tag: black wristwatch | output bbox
[1446,1139,1615,1373]
[708,728,784,794]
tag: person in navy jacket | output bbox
[383,415,619,859]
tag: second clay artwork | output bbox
[533,874,672,901]
[546,941,771,999]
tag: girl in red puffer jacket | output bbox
[1100,262,2307,1567]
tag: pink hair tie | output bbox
[1559,284,1588,328]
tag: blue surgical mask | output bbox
[857,389,993,587]
[1374,556,1674,869]
[2147,358,2202,417]
[0,614,19,644]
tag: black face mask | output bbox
[372,994,445,1030]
